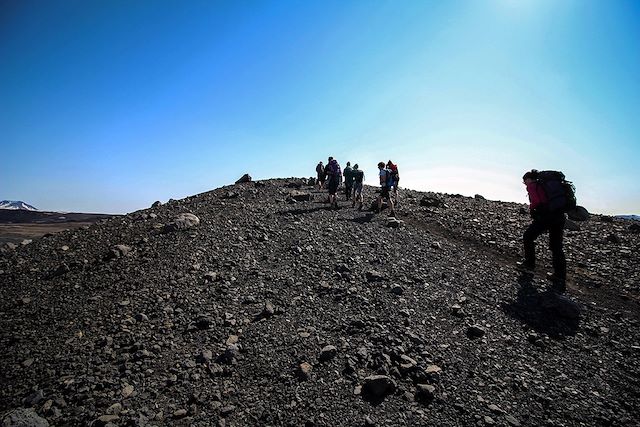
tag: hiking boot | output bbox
[516,261,535,274]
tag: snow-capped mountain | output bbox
[0,200,38,211]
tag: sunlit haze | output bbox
[2,0,638,214]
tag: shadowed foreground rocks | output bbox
[1,178,639,426]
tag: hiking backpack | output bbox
[537,170,577,213]
[384,169,394,188]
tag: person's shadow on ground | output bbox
[501,273,580,339]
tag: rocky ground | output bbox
[1,178,639,426]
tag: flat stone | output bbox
[121,384,134,398]
[425,364,442,374]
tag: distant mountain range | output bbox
[616,215,640,221]
[0,200,38,211]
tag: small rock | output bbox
[605,233,620,244]
[134,313,148,322]
[386,218,404,228]
[390,284,404,295]
[484,415,495,425]
[261,301,275,318]
[48,263,70,279]
[24,390,44,406]
[416,384,436,400]
[1,409,49,427]
[568,205,590,221]
[420,196,444,208]
[505,415,521,426]
[151,200,162,208]
[425,364,442,374]
[235,173,252,184]
[297,362,313,380]
[220,405,235,416]
[365,270,385,283]
[164,213,200,232]
[173,409,188,419]
[467,325,486,339]
[121,384,134,398]
[362,375,397,398]
[488,404,504,414]
[197,350,213,363]
[474,194,485,200]
[195,316,212,330]
[95,414,119,425]
[217,344,240,365]
[289,190,313,202]
[106,403,122,415]
[204,272,218,282]
[399,355,417,371]
[319,345,337,362]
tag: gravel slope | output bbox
[1,178,639,426]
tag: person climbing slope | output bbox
[518,169,567,293]
[351,164,364,210]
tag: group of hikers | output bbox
[314,159,575,294]
[315,157,399,215]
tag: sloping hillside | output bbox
[1,179,638,426]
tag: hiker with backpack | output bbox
[518,169,576,293]
[326,157,342,209]
[351,164,365,210]
[377,162,396,216]
[343,162,354,200]
[386,160,400,201]
[316,161,326,190]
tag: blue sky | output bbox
[2,0,639,214]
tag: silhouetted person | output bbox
[519,169,566,292]
[316,161,325,190]
[343,161,354,200]
[351,163,364,210]
[326,157,342,209]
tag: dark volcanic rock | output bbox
[420,195,444,208]
[568,205,590,221]
[288,190,313,202]
[235,173,252,184]
[467,324,486,339]
[1,178,638,427]
[362,375,396,399]
[2,408,49,427]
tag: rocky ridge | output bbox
[1,178,639,426]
